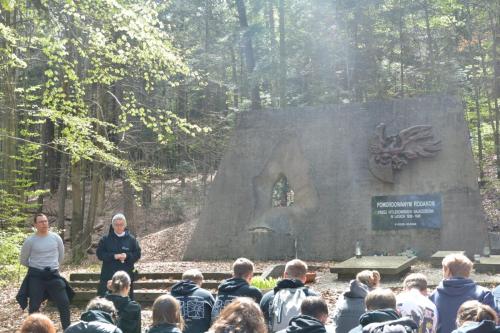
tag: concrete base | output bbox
[430,251,466,268]
[330,256,418,280]
[474,255,500,273]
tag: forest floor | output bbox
[1,158,498,332]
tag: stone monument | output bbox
[184,95,487,260]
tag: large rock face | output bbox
[184,96,487,260]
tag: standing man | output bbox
[17,213,72,330]
[96,213,141,298]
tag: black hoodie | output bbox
[105,294,141,333]
[452,321,500,333]
[348,309,409,333]
[211,277,263,320]
[64,310,122,333]
[277,315,327,333]
[260,279,320,323]
[96,226,141,296]
[170,280,215,333]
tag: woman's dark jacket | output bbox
[64,309,122,333]
[105,294,141,333]
[96,226,141,285]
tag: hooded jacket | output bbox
[276,315,327,333]
[145,323,182,333]
[170,280,215,333]
[452,321,500,333]
[211,277,263,320]
[96,226,141,295]
[362,318,418,333]
[105,294,141,333]
[332,280,370,333]
[429,278,496,333]
[348,309,401,333]
[64,310,122,333]
[260,279,320,323]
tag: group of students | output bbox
[17,253,500,333]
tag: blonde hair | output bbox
[285,259,308,279]
[151,294,184,330]
[442,254,473,278]
[182,269,204,283]
[457,300,498,326]
[356,270,381,288]
[110,271,131,294]
[403,273,428,292]
[20,313,56,333]
[209,297,267,333]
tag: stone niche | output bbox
[183,95,487,260]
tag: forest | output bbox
[0,0,499,280]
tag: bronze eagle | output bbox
[369,123,441,183]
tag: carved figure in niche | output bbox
[272,174,294,208]
[369,123,441,183]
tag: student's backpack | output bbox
[269,287,308,332]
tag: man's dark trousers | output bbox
[28,269,71,330]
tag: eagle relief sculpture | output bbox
[369,123,442,183]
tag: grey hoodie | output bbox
[333,280,370,333]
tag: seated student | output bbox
[65,297,122,333]
[105,271,141,333]
[208,297,267,333]
[260,259,321,332]
[348,288,417,333]
[430,254,496,333]
[332,270,381,333]
[20,313,56,333]
[397,273,437,333]
[170,269,215,333]
[211,258,263,320]
[277,296,329,333]
[452,300,499,333]
[146,295,184,333]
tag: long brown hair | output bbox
[20,313,56,333]
[151,294,185,330]
[209,297,267,333]
[457,300,498,326]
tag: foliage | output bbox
[0,229,27,286]
[250,276,278,290]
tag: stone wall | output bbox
[184,95,487,260]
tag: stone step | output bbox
[71,280,220,290]
[70,271,261,281]
[72,290,165,304]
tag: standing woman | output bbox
[97,213,141,298]
[146,295,184,333]
[105,271,141,333]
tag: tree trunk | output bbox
[71,160,85,262]
[267,0,278,107]
[235,0,261,110]
[491,12,500,178]
[123,179,136,235]
[422,0,435,91]
[83,162,99,251]
[96,173,105,216]
[56,153,68,236]
[230,44,239,109]
[278,0,287,108]
[474,86,485,182]
[399,0,405,97]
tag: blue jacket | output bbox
[429,278,496,333]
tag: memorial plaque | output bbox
[372,193,441,230]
